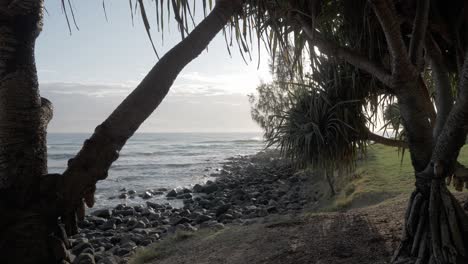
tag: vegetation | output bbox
[130,230,211,264]
[2,0,468,263]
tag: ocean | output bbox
[47,132,264,209]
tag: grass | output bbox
[130,229,224,264]
[324,144,468,211]
[129,143,468,263]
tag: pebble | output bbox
[73,151,309,262]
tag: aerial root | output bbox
[392,184,468,264]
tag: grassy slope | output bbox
[130,144,468,264]
[328,144,468,211]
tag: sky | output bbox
[36,0,272,133]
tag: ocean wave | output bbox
[122,151,205,157]
[110,162,203,171]
[48,153,75,160]
[196,139,262,144]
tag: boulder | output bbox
[72,242,93,256]
[73,253,95,264]
[193,184,203,193]
[202,183,218,194]
[141,191,153,199]
[98,220,116,231]
[215,204,231,217]
[166,189,178,198]
[92,209,112,219]
[96,256,119,264]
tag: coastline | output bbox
[69,150,312,264]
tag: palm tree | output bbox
[1,0,468,263]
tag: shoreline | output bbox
[69,150,312,264]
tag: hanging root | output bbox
[392,182,468,264]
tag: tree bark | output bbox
[426,36,454,141]
[0,1,56,263]
[56,0,242,235]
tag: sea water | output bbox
[47,132,264,209]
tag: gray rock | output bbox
[202,183,218,194]
[114,247,132,256]
[171,217,191,226]
[141,191,153,199]
[98,220,116,231]
[193,184,203,193]
[73,253,95,264]
[87,216,106,225]
[216,204,231,216]
[195,214,213,224]
[146,201,164,210]
[72,242,93,256]
[166,189,178,197]
[118,193,128,199]
[97,256,119,264]
[92,209,112,219]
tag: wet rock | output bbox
[177,193,192,199]
[141,191,153,199]
[92,209,112,219]
[146,201,164,210]
[202,183,218,194]
[73,253,95,264]
[171,217,191,226]
[193,184,203,193]
[114,247,132,257]
[166,189,178,198]
[215,204,231,217]
[88,216,106,226]
[98,220,116,231]
[72,242,93,256]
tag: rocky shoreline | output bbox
[69,151,311,264]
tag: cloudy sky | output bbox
[36,0,272,133]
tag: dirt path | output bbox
[142,194,467,264]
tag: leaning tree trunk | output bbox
[1,0,242,263]
[0,1,54,263]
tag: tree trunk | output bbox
[1,0,241,262]
[0,1,55,263]
[56,0,241,236]
[392,178,468,264]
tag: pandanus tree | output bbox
[1,0,468,263]
[0,0,243,263]
[250,0,468,263]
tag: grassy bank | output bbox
[327,144,468,211]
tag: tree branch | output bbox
[300,17,393,87]
[56,1,241,231]
[408,0,430,67]
[432,51,468,174]
[426,36,454,140]
[365,129,408,148]
[368,0,415,79]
